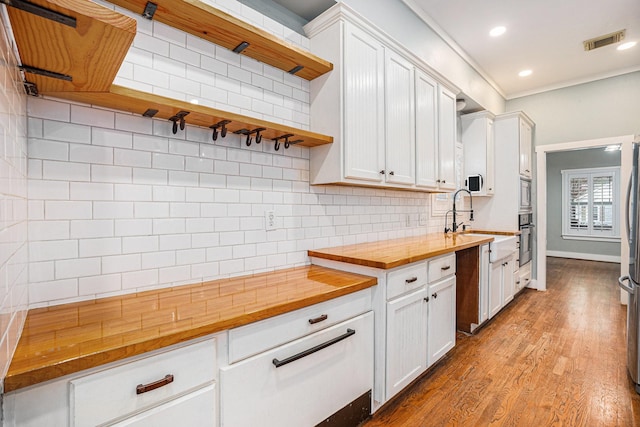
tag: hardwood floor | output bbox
[363,257,640,426]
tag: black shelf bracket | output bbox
[142,1,157,19]
[20,65,72,81]
[1,0,76,27]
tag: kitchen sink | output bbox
[471,234,518,262]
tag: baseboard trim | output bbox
[546,250,621,263]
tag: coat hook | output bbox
[273,133,293,151]
[246,134,252,146]
[168,111,190,135]
[209,120,231,141]
[252,127,266,144]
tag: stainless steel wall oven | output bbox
[519,213,533,267]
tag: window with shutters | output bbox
[561,167,620,241]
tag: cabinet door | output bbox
[519,119,532,178]
[343,23,385,183]
[489,261,502,319]
[485,119,495,194]
[112,384,216,427]
[503,255,516,305]
[386,288,428,399]
[437,86,457,191]
[427,276,456,366]
[384,50,415,185]
[415,69,438,188]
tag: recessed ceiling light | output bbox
[618,41,637,51]
[490,26,506,37]
[518,69,532,77]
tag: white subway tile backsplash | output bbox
[70,182,113,201]
[115,113,153,135]
[29,279,78,305]
[159,265,190,283]
[153,218,185,234]
[133,65,170,89]
[133,168,167,185]
[92,165,132,183]
[79,274,122,295]
[135,201,170,218]
[153,22,186,47]
[45,201,92,220]
[55,257,101,280]
[186,35,215,57]
[102,254,142,274]
[115,184,152,201]
[122,269,159,289]
[93,128,133,149]
[115,149,151,168]
[43,160,90,182]
[169,44,200,67]
[70,144,113,164]
[29,240,78,262]
[79,237,122,257]
[71,105,115,129]
[141,250,175,269]
[115,219,153,236]
[28,221,69,241]
[123,235,159,253]
[152,152,185,170]
[134,32,170,56]
[28,139,69,161]
[70,219,114,238]
[94,202,133,219]
[133,134,169,153]
[29,180,69,200]
[160,234,191,250]
[27,97,70,122]
[43,121,91,144]
[152,186,185,202]
[29,261,54,283]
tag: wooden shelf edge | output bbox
[8,0,136,93]
[108,0,333,80]
[45,84,333,147]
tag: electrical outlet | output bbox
[265,210,276,230]
[419,213,428,226]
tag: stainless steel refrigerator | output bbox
[619,141,640,393]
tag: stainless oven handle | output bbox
[619,276,634,295]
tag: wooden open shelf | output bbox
[8,0,137,92]
[107,0,333,81]
[9,0,333,148]
[51,84,333,147]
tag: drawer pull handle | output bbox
[136,374,174,395]
[441,265,451,271]
[272,329,356,368]
[309,314,328,324]
[405,277,418,284]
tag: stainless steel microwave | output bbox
[519,178,532,211]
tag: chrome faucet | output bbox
[444,189,474,233]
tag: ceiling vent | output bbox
[583,30,625,51]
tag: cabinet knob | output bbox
[432,292,438,299]
[380,170,385,174]
[436,179,441,183]
[424,297,429,302]
[442,180,446,183]
[389,171,395,176]
[489,188,493,191]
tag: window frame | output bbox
[561,166,620,242]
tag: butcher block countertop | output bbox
[308,232,496,270]
[5,265,376,392]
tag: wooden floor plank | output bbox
[363,257,640,426]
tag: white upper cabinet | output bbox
[461,111,495,196]
[519,118,533,178]
[384,49,415,185]
[306,4,459,192]
[415,69,438,188]
[437,86,457,191]
[343,23,386,183]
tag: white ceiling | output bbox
[404,0,640,99]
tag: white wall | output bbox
[0,15,29,382]
[506,71,640,146]
[25,0,449,307]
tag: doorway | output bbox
[534,134,635,301]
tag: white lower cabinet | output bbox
[220,311,374,427]
[489,252,517,319]
[427,276,456,365]
[383,253,456,401]
[385,287,428,398]
[3,338,217,427]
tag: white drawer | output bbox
[228,288,371,364]
[428,253,456,283]
[386,262,427,300]
[520,262,532,288]
[70,338,216,427]
[221,312,374,427]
